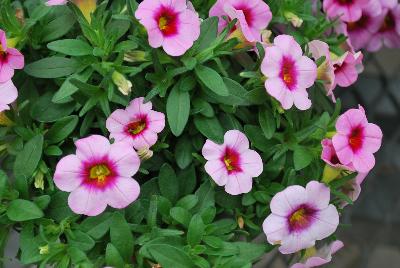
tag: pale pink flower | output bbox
[46,0,68,5]
[290,240,344,268]
[323,0,371,22]
[54,135,141,216]
[106,97,165,151]
[209,0,272,42]
[261,35,317,110]
[0,80,17,112]
[332,106,383,173]
[0,29,24,83]
[202,130,263,195]
[263,181,339,254]
[135,0,200,56]
[332,50,364,88]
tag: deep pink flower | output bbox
[46,0,68,5]
[332,106,382,173]
[0,80,17,112]
[0,29,24,83]
[263,181,339,254]
[323,0,371,22]
[106,97,165,151]
[290,240,344,268]
[209,0,272,42]
[321,139,355,171]
[54,135,141,216]
[261,35,317,110]
[332,50,364,88]
[135,0,200,56]
[202,130,263,195]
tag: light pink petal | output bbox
[224,130,249,153]
[274,35,303,60]
[108,142,140,177]
[110,132,132,145]
[162,34,192,56]
[54,155,84,192]
[308,204,339,241]
[261,46,283,77]
[126,97,152,116]
[147,110,165,133]
[356,172,368,185]
[202,139,224,161]
[240,149,263,177]
[308,40,330,60]
[68,186,108,216]
[205,160,229,186]
[132,130,158,150]
[300,240,344,267]
[6,48,24,69]
[352,152,375,173]
[0,80,17,106]
[46,0,68,6]
[263,214,289,245]
[148,28,164,48]
[106,177,140,209]
[306,181,330,210]
[75,135,111,161]
[265,78,294,110]
[0,30,6,49]
[296,56,317,88]
[279,231,316,254]
[180,9,201,43]
[224,173,253,195]
[332,134,354,165]
[106,109,130,133]
[363,123,382,153]
[270,185,306,216]
[292,90,312,111]
[0,62,14,83]
[335,108,367,134]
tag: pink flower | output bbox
[135,0,200,56]
[0,80,17,112]
[0,29,24,83]
[46,0,68,5]
[332,50,364,88]
[106,97,165,151]
[263,181,339,254]
[338,172,368,208]
[290,240,344,268]
[321,139,355,171]
[261,35,317,110]
[332,106,383,173]
[202,130,263,195]
[54,135,141,216]
[209,0,272,42]
[323,0,370,22]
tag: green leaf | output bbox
[193,180,215,213]
[170,207,191,227]
[52,68,93,103]
[47,39,93,56]
[192,98,214,117]
[177,165,197,196]
[258,108,276,139]
[187,214,205,247]
[176,195,199,210]
[25,57,80,78]
[194,116,224,143]
[46,115,79,144]
[14,134,44,180]
[0,170,8,200]
[67,230,95,251]
[30,93,76,122]
[293,147,313,171]
[175,136,193,169]
[195,17,219,51]
[147,244,195,268]
[195,65,229,96]
[158,164,179,203]
[80,212,113,239]
[110,212,134,262]
[41,12,75,42]
[106,243,125,267]
[167,85,190,136]
[7,199,44,221]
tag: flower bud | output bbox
[322,165,342,184]
[39,245,49,255]
[124,51,148,63]
[73,0,97,23]
[137,148,153,161]
[237,216,245,229]
[284,11,303,28]
[34,171,45,190]
[0,112,14,126]
[112,71,132,96]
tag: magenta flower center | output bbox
[379,11,395,32]
[84,161,116,188]
[347,14,370,31]
[280,56,297,90]
[89,164,111,182]
[288,205,316,232]
[222,147,242,173]
[233,4,254,27]
[156,6,179,36]
[336,0,355,6]
[0,44,6,59]
[348,126,364,152]
[126,117,147,136]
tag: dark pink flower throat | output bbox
[155,6,179,36]
[287,204,317,232]
[280,56,297,90]
[221,147,242,174]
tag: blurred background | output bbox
[4,49,400,268]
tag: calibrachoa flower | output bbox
[321,138,355,171]
[261,35,317,110]
[202,130,263,195]
[106,97,165,151]
[54,135,140,216]
[209,0,272,42]
[332,106,383,173]
[323,0,371,22]
[332,50,364,88]
[290,240,344,268]
[0,80,17,112]
[263,181,339,254]
[338,172,368,208]
[0,29,24,83]
[135,0,200,56]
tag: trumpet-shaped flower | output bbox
[332,106,382,173]
[323,0,371,22]
[0,29,24,83]
[321,139,355,171]
[202,130,263,195]
[209,0,272,42]
[135,0,200,56]
[54,135,141,216]
[0,80,17,112]
[261,35,317,110]
[332,50,364,88]
[290,240,344,268]
[106,97,165,151]
[263,181,339,254]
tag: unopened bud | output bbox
[124,51,148,63]
[322,165,342,184]
[137,148,153,161]
[39,245,49,255]
[237,216,244,229]
[73,0,97,23]
[0,112,14,126]
[227,28,253,49]
[112,71,132,96]
[261,30,272,45]
[34,171,45,190]
[284,11,303,28]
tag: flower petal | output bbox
[75,135,111,161]
[224,130,249,153]
[68,186,108,216]
[54,155,84,192]
[108,142,140,177]
[106,177,140,209]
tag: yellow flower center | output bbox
[289,208,307,225]
[159,16,168,31]
[128,120,146,135]
[224,157,234,171]
[89,164,110,182]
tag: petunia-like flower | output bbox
[54,135,141,216]
[202,130,263,195]
[106,97,165,151]
[209,0,272,43]
[332,106,382,173]
[290,240,344,268]
[0,29,24,83]
[338,172,368,208]
[331,50,364,88]
[0,80,17,112]
[321,139,355,171]
[263,181,339,254]
[261,35,317,110]
[323,0,371,22]
[135,0,200,56]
